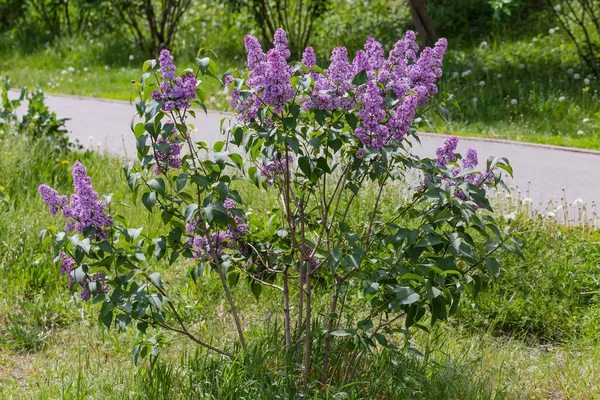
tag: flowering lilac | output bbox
[151,49,197,112]
[80,272,106,301]
[39,185,67,215]
[352,50,368,74]
[461,148,478,169]
[158,49,176,80]
[274,28,291,59]
[407,38,447,106]
[187,231,227,261]
[302,46,317,67]
[231,31,294,119]
[435,136,459,169]
[224,198,235,209]
[59,252,75,276]
[260,152,293,186]
[365,37,385,74]
[355,80,388,149]
[386,95,417,143]
[153,122,183,174]
[39,161,113,240]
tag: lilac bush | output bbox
[38,29,521,389]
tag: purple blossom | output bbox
[435,136,459,169]
[59,252,75,276]
[158,49,176,80]
[386,95,417,143]
[302,46,317,67]
[355,80,388,149]
[80,272,106,301]
[39,185,67,215]
[151,49,197,112]
[260,152,293,186]
[153,122,183,174]
[461,148,478,169]
[224,198,235,209]
[39,161,113,240]
[232,31,294,119]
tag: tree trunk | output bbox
[408,0,437,46]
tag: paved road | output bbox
[20,92,600,211]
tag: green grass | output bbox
[1,134,600,398]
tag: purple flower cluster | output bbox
[151,49,197,112]
[230,30,447,150]
[428,137,494,201]
[435,136,458,169]
[230,29,295,120]
[80,272,106,301]
[58,252,106,301]
[39,161,113,240]
[185,199,248,260]
[259,152,293,186]
[153,122,183,174]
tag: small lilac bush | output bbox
[39,30,521,386]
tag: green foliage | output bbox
[0,76,70,149]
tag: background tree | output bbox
[225,0,329,58]
[546,0,600,77]
[111,0,192,56]
[408,0,437,46]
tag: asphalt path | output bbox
[16,92,600,210]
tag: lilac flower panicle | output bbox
[158,49,176,80]
[59,252,75,276]
[461,148,479,169]
[260,152,293,186]
[302,46,317,67]
[153,121,183,174]
[39,185,67,215]
[435,136,459,169]
[355,80,388,149]
[39,161,113,240]
[224,198,235,209]
[151,49,197,112]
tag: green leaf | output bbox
[147,178,165,196]
[184,204,198,223]
[251,281,262,301]
[394,287,420,306]
[149,272,162,288]
[142,191,157,212]
[485,257,501,277]
[176,173,188,191]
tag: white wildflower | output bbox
[129,55,135,61]
[519,63,525,69]
[545,212,556,218]
[558,96,566,102]
[482,66,489,72]
[584,78,590,85]
[452,71,459,78]
[577,130,585,135]
[583,118,590,123]
[522,197,533,205]
[497,73,503,79]
[567,68,574,74]
[574,198,584,206]
[480,41,488,48]
[549,28,556,34]
[511,99,518,105]
[554,4,561,11]
[574,73,581,79]
[479,80,486,86]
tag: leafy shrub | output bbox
[0,76,70,148]
[38,29,520,391]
